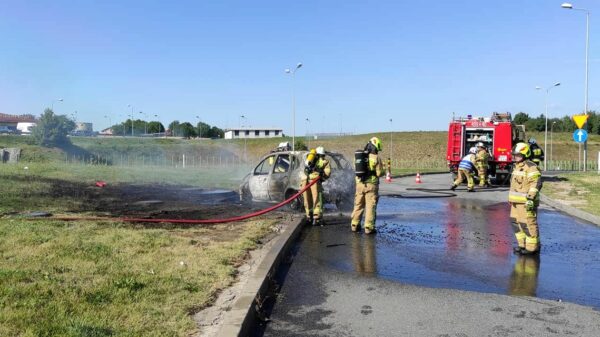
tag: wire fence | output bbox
[65,153,249,169]
[62,154,600,173]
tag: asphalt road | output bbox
[257,173,600,337]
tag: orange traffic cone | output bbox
[385,171,392,183]
[415,173,422,184]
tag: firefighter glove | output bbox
[525,199,535,211]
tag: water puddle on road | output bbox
[310,197,600,309]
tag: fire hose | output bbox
[30,178,321,225]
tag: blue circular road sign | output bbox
[573,129,588,143]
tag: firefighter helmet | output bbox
[469,147,477,154]
[528,137,537,145]
[316,146,325,155]
[370,137,382,152]
[513,142,531,158]
[476,142,485,148]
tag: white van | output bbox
[17,122,37,135]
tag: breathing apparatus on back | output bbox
[305,149,317,176]
[355,137,382,181]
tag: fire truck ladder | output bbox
[450,124,462,159]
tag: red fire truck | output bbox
[446,112,526,184]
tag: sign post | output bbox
[573,114,590,171]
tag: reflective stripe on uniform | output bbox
[527,171,541,178]
[511,171,526,177]
[526,236,539,243]
[509,191,528,203]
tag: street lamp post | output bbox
[389,118,393,168]
[551,121,557,167]
[51,98,63,111]
[285,62,303,152]
[305,118,311,149]
[562,3,590,171]
[196,115,202,138]
[536,82,560,171]
[240,115,247,162]
[127,105,134,136]
[104,115,112,134]
[139,111,147,135]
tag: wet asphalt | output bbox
[257,173,600,337]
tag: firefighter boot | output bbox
[450,184,457,191]
[351,222,360,232]
[304,213,313,226]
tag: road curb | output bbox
[215,217,304,337]
[541,194,600,227]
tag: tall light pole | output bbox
[535,82,560,171]
[104,115,112,134]
[562,3,590,171]
[196,115,202,138]
[551,121,557,167]
[51,98,63,111]
[127,104,134,136]
[305,118,311,149]
[139,111,147,135]
[285,62,303,152]
[154,114,162,136]
[240,115,247,162]
[389,118,393,164]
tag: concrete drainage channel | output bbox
[211,216,305,337]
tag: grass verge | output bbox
[0,218,275,337]
[543,173,600,216]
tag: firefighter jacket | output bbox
[530,143,544,165]
[475,149,489,168]
[356,153,384,185]
[508,160,542,204]
[458,154,476,172]
[308,157,331,181]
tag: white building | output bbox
[224,128,283,139]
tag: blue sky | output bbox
[1,0,599,134]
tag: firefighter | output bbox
[528,137,544,167]
[351,137,384,234]
[450,147,477,192]
[509,142,542,255]
[475,142,491,188]
[301,147,331,226]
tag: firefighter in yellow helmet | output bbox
[528,138,544,167]
[450,147,477,192]
[301,147,331,226]
[509,142,542,255]
[351,137,384,234]
[475,142,491,188]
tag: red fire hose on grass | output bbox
[33,178,320,225]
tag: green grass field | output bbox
[543,173,600,217]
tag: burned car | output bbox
[239,145,355,211]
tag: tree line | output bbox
[110,120,224,138]
[513,111,597,133]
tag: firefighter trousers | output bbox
[510,202,540,252]
[477,165,490,186]
[453,168,474,190]
[351,182,379,230]
[301,180,323,220]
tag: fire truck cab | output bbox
[446,112,526,184]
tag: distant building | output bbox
[224,128,283,139]
[99,127,114,135]
[0,113,37,127]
